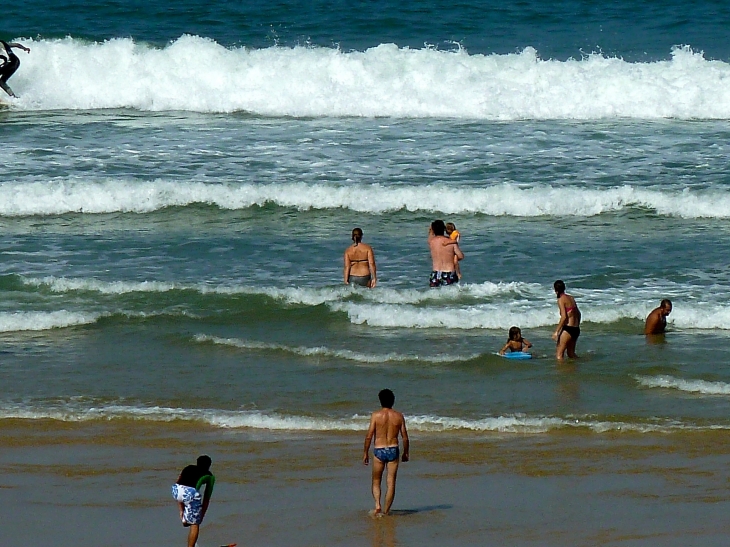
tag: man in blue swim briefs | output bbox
[363,389,410,516]
[428,220,463,287]
[172,454,216,547]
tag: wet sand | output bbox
[3,421,730,547]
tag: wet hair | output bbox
[431,220,446,236]
[351,227,363,244]
[445,222,456,234]
[553,280,566,295]
[197,455,212,471]
[378,388,395,408]
[660,299,672,309]
[508,326,521,341]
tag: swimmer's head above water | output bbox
[352,227,363,244]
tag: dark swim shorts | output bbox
[429,271,459,288]
[349,275,371,287]
[373,446,400,463]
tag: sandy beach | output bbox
[4,420,730,547]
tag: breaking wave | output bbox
[8,37,730,120]
[636,375,730,395]
[2,179,730,218]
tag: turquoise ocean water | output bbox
[4,2,730,545]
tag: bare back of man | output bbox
[429,235,461,271]
[363,391,409,516]
[428,220,463,287]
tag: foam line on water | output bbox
[22,276,539,305]
[2,401,727,434]
[0,311,100,332]
[193,334,480,363]
[636,375,730,395]
[21,276,730,330]
[4,179,730,218]
[9,37,730,120]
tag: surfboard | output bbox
[498,351,532,360]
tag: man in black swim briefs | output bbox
[427,220,463,287]
[0,40,30,98]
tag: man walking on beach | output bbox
[172,455,216,547]
[428,219,463,287]
[363,389,409,516]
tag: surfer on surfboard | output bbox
[0,40,30,98]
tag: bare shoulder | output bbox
[390,409,406,423]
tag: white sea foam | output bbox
[23,275,536,305]
[22,275,730,330]
[4,179,730,218]
[0,401,723,434]
[636,375,730,395]
[333,302,651,329]
[194,334,480,363]
[0,311,99,332]
[9,37,730,120]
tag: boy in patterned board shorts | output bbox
[172,455,215,547]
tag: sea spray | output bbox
[10,37,730,119]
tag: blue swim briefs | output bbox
[373,446,400,463]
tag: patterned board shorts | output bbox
[429,270,459,287]
[171,484,202,525]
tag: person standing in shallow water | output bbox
[344,227,377,288]
[552,279,581,360]
[363,389,409,516]
[428,219,463,287]
[645,299,672,335]
[172,455,216,547]
[0,40,30,98]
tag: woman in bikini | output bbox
[552,279,581,360]
[344,227,377,288]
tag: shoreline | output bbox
[4,421,730,546]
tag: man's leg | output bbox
[187,523,199,547]
[371,457,385,514]
[383,459,400,515]
[0,79,15,97]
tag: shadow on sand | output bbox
[388,504,453,516]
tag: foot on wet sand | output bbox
[369,509,383,518]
